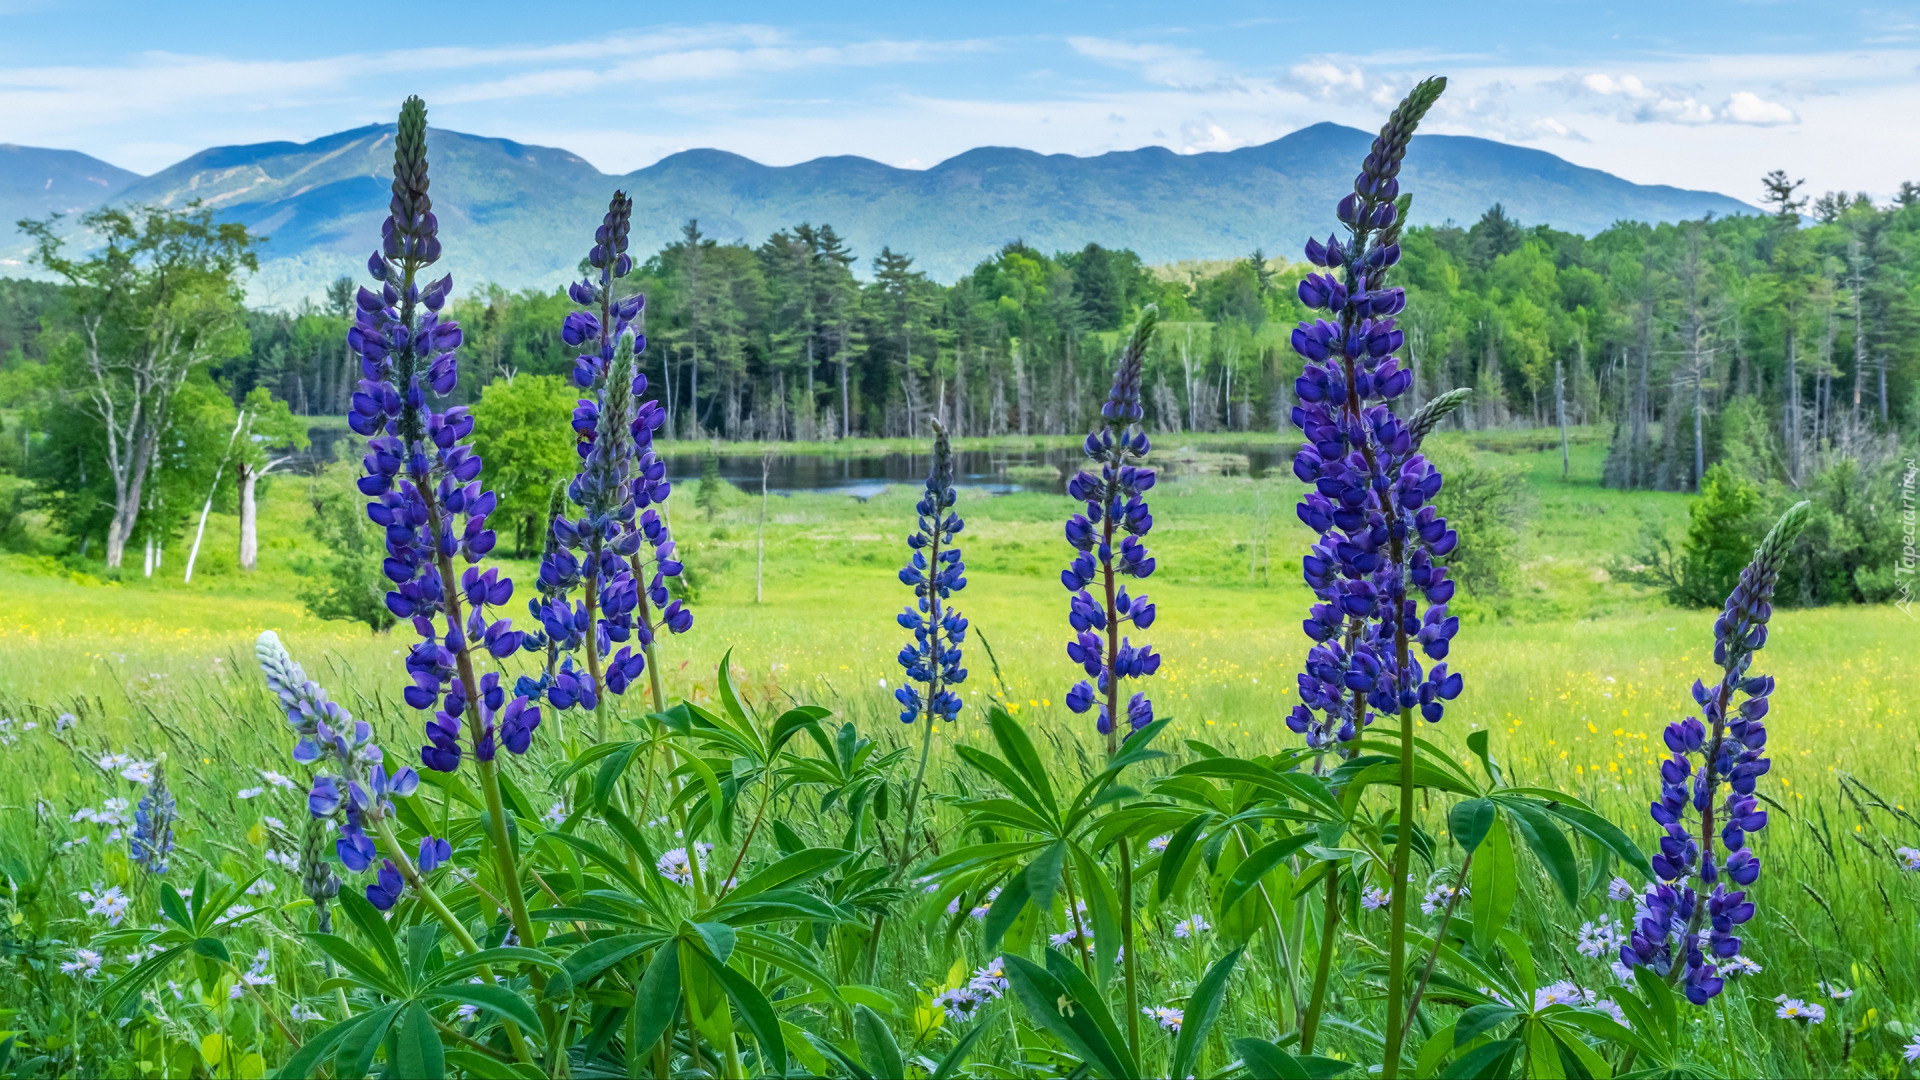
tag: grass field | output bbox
[1,425,1917,1077]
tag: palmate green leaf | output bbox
[1449,798,1497,855]
[1539,801,1654,881]
[544,828,652,897]
[716,646,752,727]
[437,945,568,984]
[1470,819,1517,954]
[853,1004,904,1080]
[338,1002,402,1080]
[1230,1038,1356,1079]
[1632,965,1679,1045]
[563,933,664,987]
[1500,798,1580,906]
[630,944,681,1059]
[1219,831,1315,915]
[1546,1005,1663,1061]
[982,870,1032,952]
[394,1002,447,1080]
[306,934,409,999]
[953,746,1048,823]
[726,847,851,902]
[158,882,192,931]
[1000,953,1136,1080]
[591,741,645,809]
[94,942,190,1020]
[1154,813,1212,904]
[690,947,787,1077]
[769,705,833,757]
[987,706,1058,816]
[1072,845,1121,986]
[426,981,543,1035]
[1026,840,1069,914]
[1525,1019,1567,1080]
[1442,1037,1520,1079]
[1170,947,1241,1080]
[1171,759,1343,818]
[547,737,638,790]
[273,1009,376,1080]
[335,888,402,973]
[957,795,1057,834]
[1454,1003,1521,1047]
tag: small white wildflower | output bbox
[266,849,299,872]
[79,885,131,927]
[1146,834,1171,853]
[1361,886,1391,911]
[1818,981,1853,1001]
[456,1003,481,1022]
[246,879,276,897]
[1720,955,1763,978]
[1535,980,1590,1009]
[1905,1031,1920,1063]
[1575,918,1624,959]
[969,959,1008,998]
[121,760,155,784]
[1173,915,1211,940]
[933,986,982,1022]
[261,770,298,790]
[237,787,265,800]
[1896,847,1920,872]
[1143,1005,1183,1033]
[56,712,76,731]
[1607,877,1636,902]
[290,1003,325,1023]
[61,949,104,979]
[1420,882,1466,915]
[263,815,287,830]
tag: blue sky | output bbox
[1,0,1914,201]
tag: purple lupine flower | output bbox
[128,760,174,874]
[1283,78,1466,755]
[342,97,537,771]
[258,629,423,912]
[1619,502,1811,1005]
[896,420,968,724]
[366,860,406,911]
[1062,309,1162,751]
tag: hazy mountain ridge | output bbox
[0,123,1755,303]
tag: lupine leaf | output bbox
[1470,819,1516,954]
[1000,953,1132,1079]
[1453,1003,1520,1047]
[1219,831,1315,914]
[426,982,542,1035]
[1231,1037,1309,1079]
[1170,947,1242,1080]
[1154,813,1211,904]
[988,706,1057,816]
[1026,840,1069,914]
[716,647,750,726]
[272,1010,373,1080]
[1502,798,1580,906]
[853,1004,904,1080]
[1449,798,1497,854]
[1540,802,1654,881]
[393,1002,446,1080]
[693,948,787,1077]
[629,945,681,1058]
[981,869,1031,952]
[335,1002,400,1080]
[1442,1037,1519,1079]
[726,846,850,901]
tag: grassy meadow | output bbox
[2,424,1918,1077]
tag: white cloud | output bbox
[1721,90,1797,125]
[1290,60,1367,97]
[1068,37,1225,88]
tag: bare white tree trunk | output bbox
[184,412,247,583]
[238,464,260,571]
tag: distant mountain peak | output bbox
[2,122,1754,303]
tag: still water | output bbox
[302,426,1291,497]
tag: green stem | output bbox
[1120,836,1140,1060]
[371,817,534,1066]
[1300,864,1340,1054]
[583,575,608,745]
[1381,704,1417,1079]
[1062,865,1094,977]
[895,716,937,884]
[1400,854,1471,1037]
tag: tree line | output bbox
[1,173,1917,572]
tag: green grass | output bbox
[1,425,1916,1077]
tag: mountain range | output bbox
[1,123,1755,305]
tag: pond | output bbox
[299,425,1297,496]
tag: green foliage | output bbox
[1425,445,1529,598]
[295,472,398,633]
[467,373,581,555]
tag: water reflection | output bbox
[297,425,1295,496]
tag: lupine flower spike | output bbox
[342,97,540,777]
[258,630,420,911]
[522,192,684,733]
[1062,307,1163,754]
[1621,501,1811,1004]
[1284,78,1466,757]
[895,418,968,724]
[128,757,174,875]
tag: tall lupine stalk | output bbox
[1062,306,1162,757]
[128,758,174,875]
[524,191,670,743]
[893,418,968,868]
[1280,77,1462,1079]
[1623,501,1810,1009]
[342,97,543,956]
[1060,308,1162,1054]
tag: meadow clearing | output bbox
[1,424,1916,1077]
